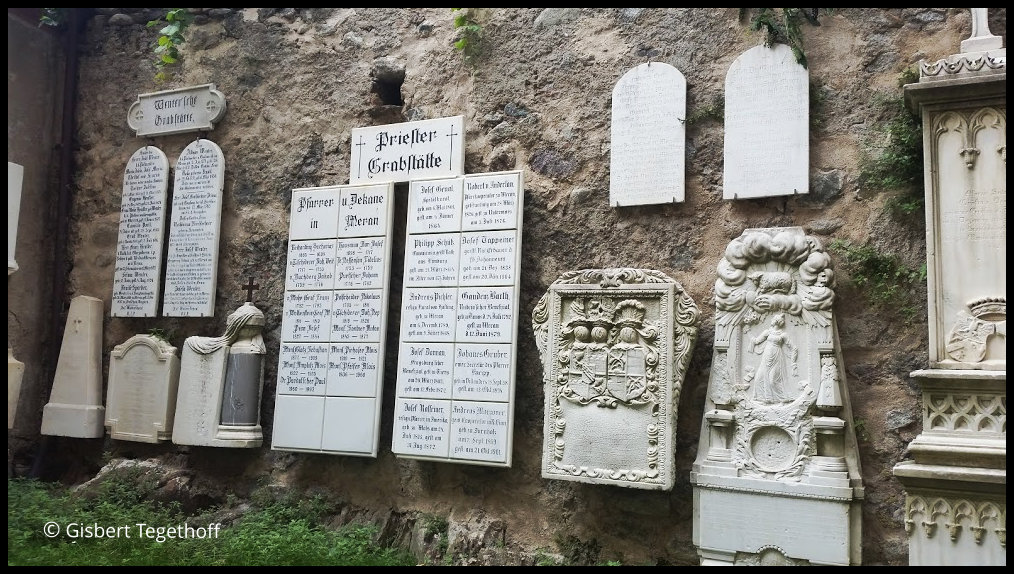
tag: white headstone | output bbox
[393,171,524,467]
[9,161,24,275]
[692,227,863,565]
[723,43,809,200]
[41,295,106,438]
[610,62,687,206]
[127,83,227,137]
[349,116,464,184]
[105,334,180,443]
[533,268,700,490]
[272,183,395,457]
[172,302,266,448]
[111,146,171,317]
[8,347,24,429]
[163,139,226,317]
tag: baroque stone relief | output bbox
[693,227,863,566]
[533,268,699,490]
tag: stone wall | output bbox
[8,8,1007,565]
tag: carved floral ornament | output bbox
[933,108,1006,170]
[905,495,1006,547]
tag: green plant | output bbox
[858,97,923,195]
[148,8,193,83]
[420,513,450,558]
[38,8,67,28]
[739,8,835,69]
[829,239,926,322]
[852,417,870,442]
[684,96,725,126]
[451,8,482,65]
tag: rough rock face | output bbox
[11,8,1007,566]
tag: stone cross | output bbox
[242,277,259,302]
[961,8,1003,53]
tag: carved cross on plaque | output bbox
[242,277,260,302]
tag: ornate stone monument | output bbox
[41,295,106,438]
[893,8,1005,566]
[172,300,266,448]
[533,268,699,490]
[105,334,180,443]
[691,227,863,565]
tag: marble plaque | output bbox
[449,401,510,462]
[9,162,24,275]
[285,239,337,291]
[105,334,180,443]
[272,182,394,457]
[162,139,225,317]
[392,398,451,458]
[401,287,458,342]
[456,286,515,343]
[41,295,106,438]
[404,233,460,287]
[408,177,463,234]
[393,170,524,467]
[112,147,171,317]
[127,83,227,137]
[350,116,464,184]
[290,187,340,240]
[280,291,332,342]
[461,171,522,231]
[533,269,700,490]
[277,342,329,395]
[335,238,386,289]
[724,44,809,200]
[610,62,687,206]
[396,342,455,399]
[459,231,517,286]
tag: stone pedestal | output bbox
[894,10,1005,567]
[41,295,105,438]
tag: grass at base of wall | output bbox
[8,477,416,566]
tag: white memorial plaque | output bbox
[610,62,687,206]
[397,342,455,399]
[404,233,460,287]
[335,238,386,289]
[459,231,517,286]
[326,343,380,397]
[449,401,509,462]
[408,177,463,234]
[272,182,394,457]
[285,239,337,291]
[453,344,513,401]
[112,146,171,317]
[277,342,329,396]
[290,187,340,240]
[350,116,464,184]
[461,171,521,231]
[330,289,384,342]
[162,139,225,317]
[724,44,809,200]
[456,286,515,343]
[280,291,332,342]
[392,398,451,458]
[339,185,391,237]
[400,288,458,342]
[127,84,227,137]
[393,171,523,467]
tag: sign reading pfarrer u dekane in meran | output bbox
[349,116,464,184]
[127,84,227,137]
